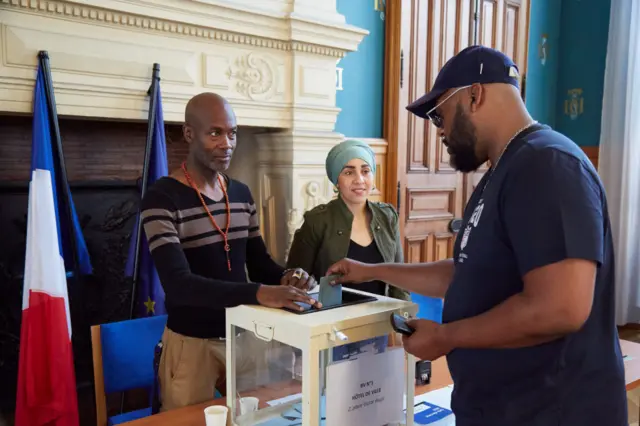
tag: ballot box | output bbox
[225,287,418,426]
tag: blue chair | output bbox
[91,315,167,426]
[411,293,443,323]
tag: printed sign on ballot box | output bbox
[325,346,405,426]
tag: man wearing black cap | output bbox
[327,46,627,425]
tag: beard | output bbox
[194,145,233,173]
[445,105,483,173]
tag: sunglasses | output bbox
[423,85,472,128]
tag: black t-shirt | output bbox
[443,125,627,425]
[344,240,387,296]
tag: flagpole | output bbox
[38,51,82,284]
[128,63,161,320]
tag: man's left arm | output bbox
[406,150,604,357]
[244,198,285,285]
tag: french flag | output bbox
[15,57,91,426]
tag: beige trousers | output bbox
[158,327,293,412]
[158,327,228,411]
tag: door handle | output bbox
[449,218,463,233]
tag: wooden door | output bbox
[384,0,531,261]
[384,0,476,263]
[475,0,529,69]
[465,0,530,200]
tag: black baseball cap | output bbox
[406,45,521,118]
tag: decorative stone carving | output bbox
[0,0,366,125]
[305,181,328,210]
[283,208,301,262]
[227,53,276,100]
[282,179,333,261]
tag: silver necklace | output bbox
[481,120,538,194]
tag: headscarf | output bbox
[325,139,376,185]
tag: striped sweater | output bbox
[141,176,283,338]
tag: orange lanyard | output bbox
[181,162,232,271]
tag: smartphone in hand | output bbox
[390,313,415,336]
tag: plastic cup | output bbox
[204,405,228,426]
[239,396,259,414]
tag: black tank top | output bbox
[344,240,386,296]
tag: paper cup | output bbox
[204,405,228,426]
[239,396,259,414]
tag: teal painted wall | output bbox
[555,0,610,147]
[525,0,611,146]
[524,0,562,128]
[335,0,385,138]
[336,0,611,145]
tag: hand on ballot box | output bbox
[256,284,322,312]
[281,267,317,291]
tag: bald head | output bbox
[183,92,238,173]
[185,92,234,127]
[462,82,531,151]
[479,83,525,112]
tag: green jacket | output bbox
[286,197,410,301]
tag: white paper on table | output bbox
[266,393,303,407]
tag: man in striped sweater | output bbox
[141,92,319,411]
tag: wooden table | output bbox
[124,357,452,426]
[621,339,640,391]
[125,339,640,425]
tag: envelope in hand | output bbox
[319,275,342,307]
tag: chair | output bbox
[91,315,167,426]
[411,293,443,323]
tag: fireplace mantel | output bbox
[0,0,368,262]
[0,0,366,128]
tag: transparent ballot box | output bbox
[225,288,418,426]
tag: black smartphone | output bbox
[390,313,415,336]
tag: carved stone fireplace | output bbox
[0,0,368,262]
[0,0,366,419]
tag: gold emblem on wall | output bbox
[538,34,548,66]
[374,0,386,20]
[564,88,584,120]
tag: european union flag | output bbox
[32,59,92,278]
[125,86,168,317]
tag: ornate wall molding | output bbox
[0,0,360,58]
[226,53,277,101]
[305,180,329,210]
[0,0,365,125]
[283,208,301,262]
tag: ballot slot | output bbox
[282,289,377,315]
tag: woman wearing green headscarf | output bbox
[286,139,409,358]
